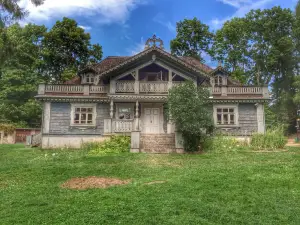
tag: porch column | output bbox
[42,102,51,134]
[110,79,116,94]
[168,69,173,89]
[256,103,265,134]
[134,69,139,94]
[134,100,140,131]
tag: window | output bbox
[71,104,96,126]
[117,104,134,120]
[214,105,238,126]
[85,74,95,84]
[214,75,223,86]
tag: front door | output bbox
[144,108,160,133]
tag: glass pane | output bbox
[217,114,222,124]
[230,115,235,124]
[75,114,79,120]
[81,120,86,124]
[124,113,131,119]
[119,114,125,119]
[81,108,87,112]
[74,120,79,124]
[81,114,86,121]
[75,108,80,112]
[88,114,93,120]
[223,109,228,113]
[224,114,228,124]
[87,108,93,112]
[90,78,94,83]
[229,108,234,113]
[217,109,222,113]
[87,120,93,124]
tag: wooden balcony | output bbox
[211,86,269,98]
[38,84,108,95]
[37,83,269,99]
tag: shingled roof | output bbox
[82,55,212,75]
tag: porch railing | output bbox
[139,81,168,93]
[212,86,265,95]
[45,85,83,93]
[90,85,108,93]
[116,81,135,93]
[112,120,133,132]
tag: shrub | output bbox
[202,135,247,153]
[250,127,287,150]
[83,135,131,155]
[167,81,214,152]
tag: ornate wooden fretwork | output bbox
[145,35,164,49]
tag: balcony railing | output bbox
[116,81,135,93]
[45,85,83,93]
[38,83,269,98]
[140,81,168,93]
[112,120,133,132]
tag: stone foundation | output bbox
[140,134,176,153]
[42,135,109,149]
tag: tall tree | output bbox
[170,18,214,62]
[42,17,103,82]
[0,0,44,27]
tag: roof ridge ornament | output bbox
[145,34,164,49]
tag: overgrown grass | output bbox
[202,135,248,153]
[1,144,300,224]
[251,127,287,150]
[82,135,130,155]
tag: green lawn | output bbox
[1,145,300,225]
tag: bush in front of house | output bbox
[202,135,247,153]
[83,135,131,155]
[250,127,287,150]
[167,81,214,152]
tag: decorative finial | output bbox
[218,61,222,67]
[145,34,164,49]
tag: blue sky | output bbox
[21,0,296,64]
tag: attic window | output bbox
[85,74,95,84]
[214,75,222,86]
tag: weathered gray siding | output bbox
[49,103,109,135]
[238,104,257,135]
[216,103,258,136]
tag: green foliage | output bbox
[202,135,247,153]
[42,17,103,82]
[0,123,15,134]
[0,19,102,127]
[170,17,214,62]
[84,135,131,155]
[0,0,44,27]
[250,127,287,150]
[167,81,214,152]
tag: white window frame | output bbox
[116,103,134,120]
[70,103,97,126]
[214,75,223,86]
[84,73,95,84]
[213,104,239,127]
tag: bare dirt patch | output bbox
[61,176,131,190]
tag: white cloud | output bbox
[127,37,145,55]
[211,0,273,29]
[217,0,252,8]
[19,0,147,24]
[153,13,176,33]
[79,25,92,31]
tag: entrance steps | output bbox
[140,134,176,153]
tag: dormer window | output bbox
[85,74,95,84]
[215,75,223,86]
